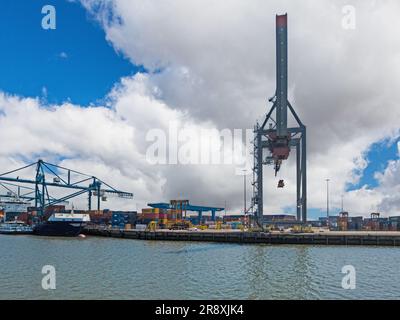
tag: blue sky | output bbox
[347,137,400,191]
[285,137,400,220]
[0,0,142,105]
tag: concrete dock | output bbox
[84,227,400,246]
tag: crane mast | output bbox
[252,14,307,228]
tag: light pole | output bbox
[341,194,344,212]
[326,178,330,230]
[243,169,247,215]
[224,200,227,218]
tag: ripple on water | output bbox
[0,236,399,299]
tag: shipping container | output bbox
[135,224,147,230]
[138,218,159,225]
[44,205,66,215]
[142,208,166,214]
[87,210,104,216]
[111,211,137,225]
[142,213,159,219]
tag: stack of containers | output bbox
[90,211,113,226]
[188,216,199,225]
[17,212,29,223]
[159,211,168,228]
[389,216,399,231]
[230,221,242,230]
[365,218,380,231]
[167,209,177,221]
[141,208,160,225]
[88,210,104,225]
[111,211,137,228]
[111,213,125,229]
[205,220,216,229]
[348,217,363,230]
[379,218,390,231]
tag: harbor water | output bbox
[0,235,399,299]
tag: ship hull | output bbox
[0,223,33,235]
[33,221,85,237]
[0,230,33,235]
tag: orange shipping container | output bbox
[142,208,161,214]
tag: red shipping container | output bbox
[143,212,159,219]
[18,212,29,223]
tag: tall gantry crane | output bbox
[252,14,307,227]
[0,159,133,216]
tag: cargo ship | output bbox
[0,221,33,235]
[33,211,90,237]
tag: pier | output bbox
[84,227,400,247]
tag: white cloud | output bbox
[0,76,253,213]
[78,0,400,216]
[375,149,400,216]
[0,91,148,210]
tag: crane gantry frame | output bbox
[0,159,133,216]
[252,14,307,227]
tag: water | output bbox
[0,235,399,299]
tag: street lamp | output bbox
[326,178,330,230]
[243,169,247,215]
[341,194,344,212]
[224,200,227,218]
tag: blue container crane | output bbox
[0,159,133,216]
[148,201,224,222]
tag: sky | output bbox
[0,0,139,105]
[0,0,399,219]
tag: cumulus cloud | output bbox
[0,75,253,212]
[1,0,399,217]
[0,92,137,209]
[78,0,400,216]
[374,142,400,215]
